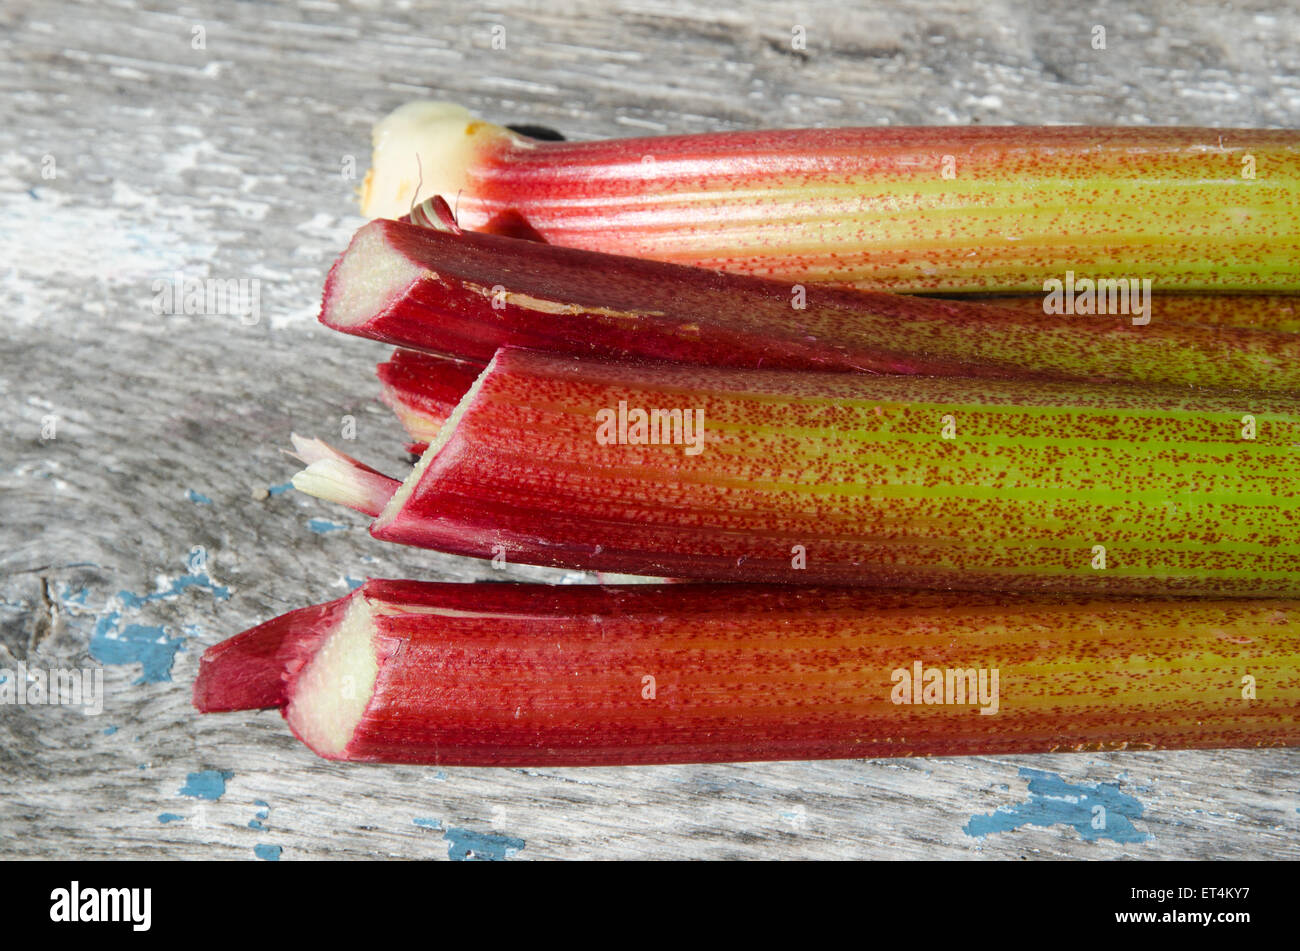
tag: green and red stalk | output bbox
[323,215,1300,395]
[192,580,1300,765]
[296,347,1300,596]
[360,102,1300,293]
[973,293,1300,333]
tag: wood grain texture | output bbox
[2,0,1298,860]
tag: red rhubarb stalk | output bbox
[295,347,1300,597]
[322,215,1300,395]
[193,580,1300,765]
[360,102,1300,293]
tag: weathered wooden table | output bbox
[3,0,1297,860]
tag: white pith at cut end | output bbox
[285,595,380,759]
[324,223,424,329]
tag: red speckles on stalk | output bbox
[371,348,1300,595]
[324,218,1300,396]
[195,582,1300,765]
[451,126,1300,292]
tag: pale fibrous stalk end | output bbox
[284,594,380,759]
[360,101,523,220]
[288,435,400,518]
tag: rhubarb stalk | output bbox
[297,347,1300,597]
[324,215,1300,395]
[193,580,1300,765]
[360,102,1300,293]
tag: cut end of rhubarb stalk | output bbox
[289,435,401,518]
[321,222,425,332]
[283,594,380,759]
[192,596,352,714]
[375,353,496,531]
[360,101,523,220]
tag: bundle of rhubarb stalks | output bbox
[194,103,1300,766]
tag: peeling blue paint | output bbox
[158,813,184,824]
[344,576,364,591]
[117,572,230,609]
[186,489,213,505]
[78,566,229,683]
[248,819,266,830]
[60,585,89,605]
[90,620,185,684]
[443,827,525,862]
[102,725,118,735]
[411,819,523,861]
[267,482,293,496]
[91,611,120,642]
[964,768,1148,843]
[254,844,282,861]
[307,518,348,534]
[179,770,234,801]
